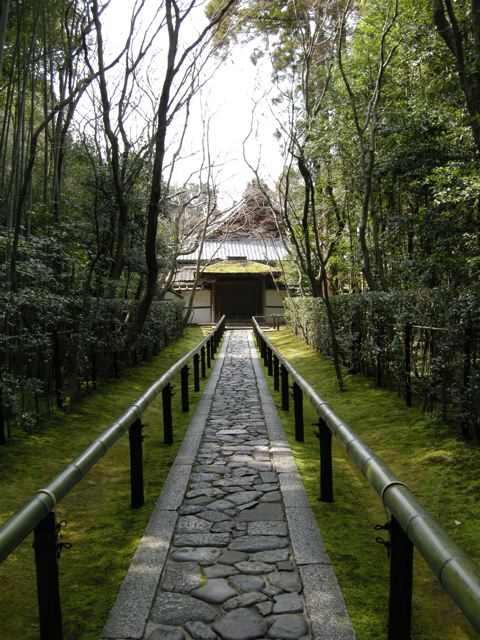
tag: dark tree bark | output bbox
[125,0,236,347]
[0,0,10,79]
[433,0,480,154]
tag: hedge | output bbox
[285,288,480,441]
[0,296,184,441]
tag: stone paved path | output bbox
[103,330,355,640]
[145,330,309,640]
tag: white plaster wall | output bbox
[164,291,184,301]
[265,288,286,316]
[186,288,212,324]
[164,289,211,323]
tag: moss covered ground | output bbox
[0,327,212,640]
[264,327,480,640]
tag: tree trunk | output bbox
[433,0,480,154]
[320,269,345,391]
[0,0,10,79]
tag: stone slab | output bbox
[248,521,287,536]
[299,564,356,640]
[102,510,177,639]
[173,533,230,547]
[191,578,237,604]
[267,613,308,639]
[162,561,203,594]
[278,472,311,509]
[229,535,288,553]
[285,507,330,565]
[213,607,268,640]
[150,593,218,626]
[238,503,284,522]
[155,463,192,511]
[170,547,222,565]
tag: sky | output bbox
[101,0,286,206]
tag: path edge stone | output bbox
[248,331,356,639]
[101,332,232,640]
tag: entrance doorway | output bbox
[215,279,263,321]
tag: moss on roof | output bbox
[203,260,275,274]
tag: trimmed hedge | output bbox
[0,296,184,440]
[285,289,480,441]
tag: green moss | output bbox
[203,260,274,274]
[0,327,213,640]
[264,327,480,640]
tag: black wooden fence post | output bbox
[193,354,200,392]
[273,355,280,391]
[181,365,189,412]
[281,365,289,411]
[292,382,304,442]
[201,346,206,378]
[267,347,273,376]
[317,418,333,502]
[129,418,145,508]
[33,511,63,640]
[388,516,414,640]
[162,383,173,444]
[260,338,266,363]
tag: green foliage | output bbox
[214,0,480,295]
[286,290,480,440]
[0,290,184,436]
[0,326,211,639]
[265,327,480,639]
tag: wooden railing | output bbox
[253,317,480,640]
[0,316,226,639]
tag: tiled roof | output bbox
[174,267,197,282]
[178,239,287,263]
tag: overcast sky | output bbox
[102,0,285,206]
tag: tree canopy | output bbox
[1,0,479,427]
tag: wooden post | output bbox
[273,355,279,391]
[260,338,266,365]
[292,383,304,442]
[129,419,144,508]
[267,347,273,376]
[33,511,63,640]
[281,365,289,411]
[162,383,173,444]
[181,365,189,412]
[317,418,333,502]
[193,354,200,392]
[263,342,268,367]
[201,346,206,378]
[388,517,414,640]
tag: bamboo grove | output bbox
[0,0,234,441]
[1,0,479,441]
